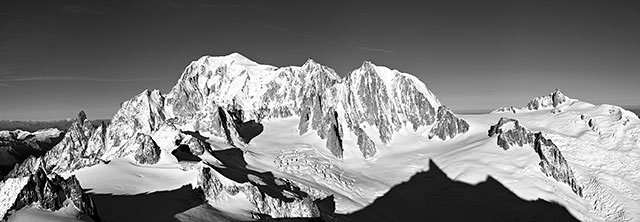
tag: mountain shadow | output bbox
[338,159,579,222]
[91,185,205,222]
[207,148,308,203]
[226,108,264,143]
[171,144,202,162]
[234,119,263,143]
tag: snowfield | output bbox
[73,154,199,195]
[236,99,640,221]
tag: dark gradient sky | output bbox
[1,0,639,120]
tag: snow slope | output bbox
[236,91,640,221]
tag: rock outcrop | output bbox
[488,117,583,196]
[9,168,98,219]
[0,159,97,220]
[488,118,534,150]
[198,165,322,218]
[526,89,568,110]
[428,106,470,140]
[180,135,206,156]
[131,133,162,165]
[491,106,517,114]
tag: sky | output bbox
[1,0,639,120]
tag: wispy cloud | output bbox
[0,75,169,87]
[357,46,396,56]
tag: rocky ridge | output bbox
[488,117,583,196]
[198,164,323,218]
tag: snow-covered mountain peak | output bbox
[200,52,262,67]
[183,53,277,84]
[302,58,320,68]
[350,60,393,85]
[300,58,340,80]
[348,61,441,108]
[493,89,576,113]
[108,54,469,159]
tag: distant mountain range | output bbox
[0,119,109,132]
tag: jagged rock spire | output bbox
[77,110,87,123]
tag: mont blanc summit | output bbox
[1,53,639,222]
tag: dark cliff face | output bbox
[7,167,98,221]
[488,117,583,196]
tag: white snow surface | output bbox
[240,100,640,221]
[73,153,198,195]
